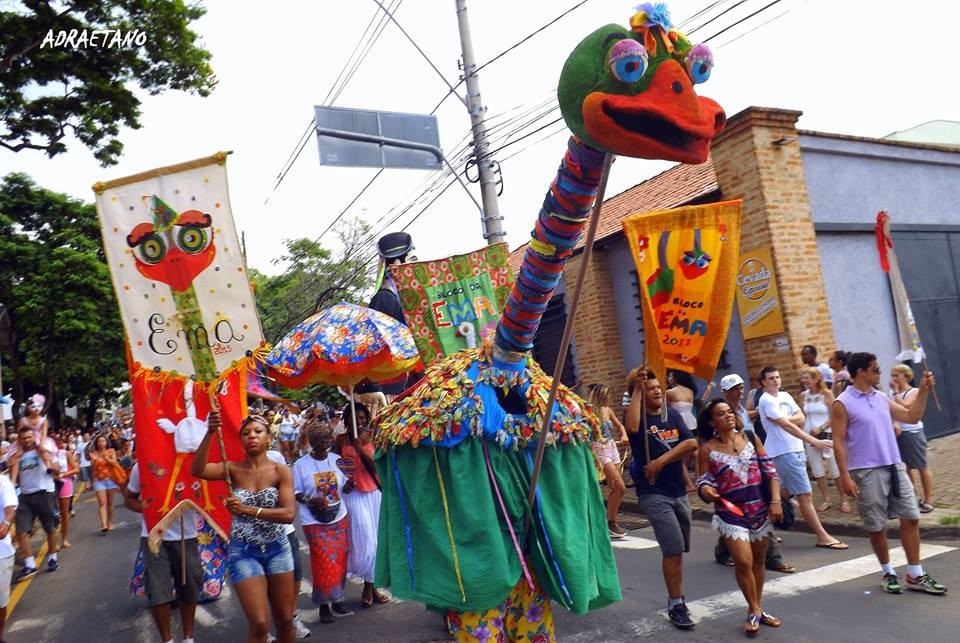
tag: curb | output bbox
[619,498,960,542]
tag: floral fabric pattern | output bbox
[266,302,420,389]
[304,520,350,604]
[130,519,227,602]
[697,441,777,541]
[447,575,556,643]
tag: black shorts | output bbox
[142,537,203,607]
[15,491,57,534]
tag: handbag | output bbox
[744,430,795,530]
[108,460,128,487]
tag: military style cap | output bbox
[377,232,414,259]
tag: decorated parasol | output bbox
[264,301,420,437]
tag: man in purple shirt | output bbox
[832,352,945,595]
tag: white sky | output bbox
[3,0,959,277]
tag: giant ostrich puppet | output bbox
[373,4,725,638]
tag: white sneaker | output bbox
[294,614,312,639]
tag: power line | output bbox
[686,0,750,35]
[267,0,799,314]
[704,0,786,41]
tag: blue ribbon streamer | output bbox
[525,450,573,605]
[391,449,416,591]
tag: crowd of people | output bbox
[594,344,945,636]
[0,339,946,642]
[0,394,136,642]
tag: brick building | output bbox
[511,106,960,437]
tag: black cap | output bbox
[377,232,413,260]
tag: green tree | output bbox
[250,216,375,345]
[0,172,127,426]
[0,0,216,165]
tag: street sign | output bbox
[314,106,441,170]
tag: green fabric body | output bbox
[375,438,621,614]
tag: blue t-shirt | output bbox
[629,408,694,498]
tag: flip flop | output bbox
[744,613,760,636]
[840,502,853,513]
[817,502,831,512]
[815,541,848,550]
[759,612,782,627]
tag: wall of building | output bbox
[815,232,900,372]
[801,134,960,226]
[561,247,627,398]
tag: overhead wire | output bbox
[269,0,798,315]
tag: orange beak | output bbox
[582,59,726,163]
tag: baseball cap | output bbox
[719,373,745,391]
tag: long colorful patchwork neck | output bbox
[494,138,605,358]
[493,3,724,362]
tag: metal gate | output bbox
[891,231,960,438]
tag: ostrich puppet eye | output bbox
[177,225,209,254]
[685,43,713,84]
[608,38,648,84]
[138,233,167,264]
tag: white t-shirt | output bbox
[266,451,296,536]
[127,464,199,540]
[759,390,804,457]
[816,362,835,386]
[77,440,90,467]
[292,452,347,526]
[0,474,18,559]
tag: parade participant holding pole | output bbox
[192,413,296,643]
[626,368,698,629]
[125,462,202,643]
[832,353,946,595]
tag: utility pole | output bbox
[454,0,505,246]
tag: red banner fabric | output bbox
[131,369,247,537]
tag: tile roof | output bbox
[509,158,720,273]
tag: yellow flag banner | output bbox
[622,200,742,382]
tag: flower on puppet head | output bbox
[632,3,672,32]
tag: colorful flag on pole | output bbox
[622,200,742,382]
[94,152,265,539]
[388,243,513,367]
[875,211,925,363]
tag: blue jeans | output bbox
[227,538,294,584]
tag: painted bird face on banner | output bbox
[126,195,216,292]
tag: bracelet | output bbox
[255,507,263,519]
[770,501,782,504]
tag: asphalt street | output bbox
[6,493,958,642]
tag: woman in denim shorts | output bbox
[193,413,297,643]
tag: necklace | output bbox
[716,432,739,453]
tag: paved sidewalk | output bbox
[618,431,960,540]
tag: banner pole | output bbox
[524,153,614,532]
